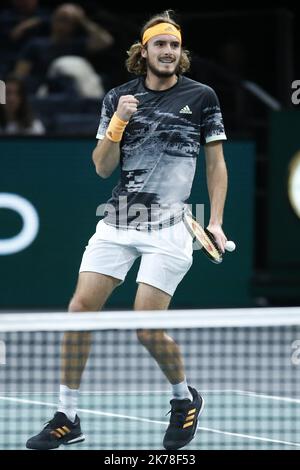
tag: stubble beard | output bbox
[147,59,179,78]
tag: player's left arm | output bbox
[204,141,228,252]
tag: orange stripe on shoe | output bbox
[62,426,70,433]
[183,421,194,429]
[50,430,62,438]
[188,408,196,415]
[56,428,66,436]
[186,414,195,421]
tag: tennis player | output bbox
[26,10,228,450]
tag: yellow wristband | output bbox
[106,113,128,142]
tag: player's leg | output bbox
[26,221,139,449]
[135,281,203,450]
[135,282,187,387]
[26,271,120,450]
[61,271,120,390]
[58,221,139,424]
[134,223,204,449]
[134,223,193,394]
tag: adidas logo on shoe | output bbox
[179,105,192,114]
[26,412,85,450]
[163,386,204,450]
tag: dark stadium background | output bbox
[1,1,299,309]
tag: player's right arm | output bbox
[92,95,138,178]
[92,137,120,179]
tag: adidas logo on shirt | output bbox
[179,105,192,114]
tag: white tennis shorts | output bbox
[79,219,193,296]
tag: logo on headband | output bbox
[164,26,176,32]
[142,22,182,45]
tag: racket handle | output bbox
[225,240,236,252]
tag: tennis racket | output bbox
[183,208,235,264]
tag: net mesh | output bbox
[0,308,300,450]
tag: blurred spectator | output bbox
[2,0,49,43]
[38,56,104,98]
[0,0,49,77]
[13,3,114,93]
[0,76,45,135]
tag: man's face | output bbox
[142,34,181,78]
[52,8,77,38]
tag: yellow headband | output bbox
[142,23,182,46]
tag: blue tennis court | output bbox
[1,389,300,450]
[1,309,300,450]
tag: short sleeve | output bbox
[200,87,227,145]
[96,89,118,140]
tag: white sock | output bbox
[57,384,78,422]
[172,377,193,401]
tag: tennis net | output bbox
[0,307,300,450]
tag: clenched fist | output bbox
[116,95,139,122]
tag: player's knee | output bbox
[136,329,163,347]
[136,329,149,345]
[68,296,91,313]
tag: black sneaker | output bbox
[26,412,85,450]
[163,386,204,450]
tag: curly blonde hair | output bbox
[126,10,190,76]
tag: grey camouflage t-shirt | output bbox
[96,75,226,229]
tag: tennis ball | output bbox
[225,240,236,252]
